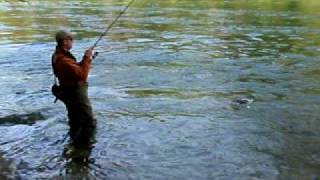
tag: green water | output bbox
[0,0,320,179]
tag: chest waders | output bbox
[60,83,96,146]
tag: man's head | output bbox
[55,30,73,50]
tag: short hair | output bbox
[55,30,73,46]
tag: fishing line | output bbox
[93,0,135,48]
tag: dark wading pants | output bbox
[62,84,96,146]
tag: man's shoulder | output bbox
[52,52,64,64]
[53,51,75,61]
[54,56,79,70]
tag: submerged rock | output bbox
[0,112,44,126]
[231,97,254,110]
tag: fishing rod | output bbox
[93,0,135,48]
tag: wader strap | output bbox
[53,76,58,103]
[52,75,56,84]
[52,54,59,103]
[52,54,59,85]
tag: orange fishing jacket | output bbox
[52,47,92,87]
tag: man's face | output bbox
[63,37,73,50]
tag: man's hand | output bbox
[84,46,95,58]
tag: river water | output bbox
[0,0,320,179]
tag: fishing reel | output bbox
[92,51,99,59]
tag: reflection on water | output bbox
[62,135,96,179]
[1,0,320,179]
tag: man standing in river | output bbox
[52,30,96,147]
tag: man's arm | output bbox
[55,56,92,82]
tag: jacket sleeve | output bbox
[55,56,92,82]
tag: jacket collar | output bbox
[55,46,76,61]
